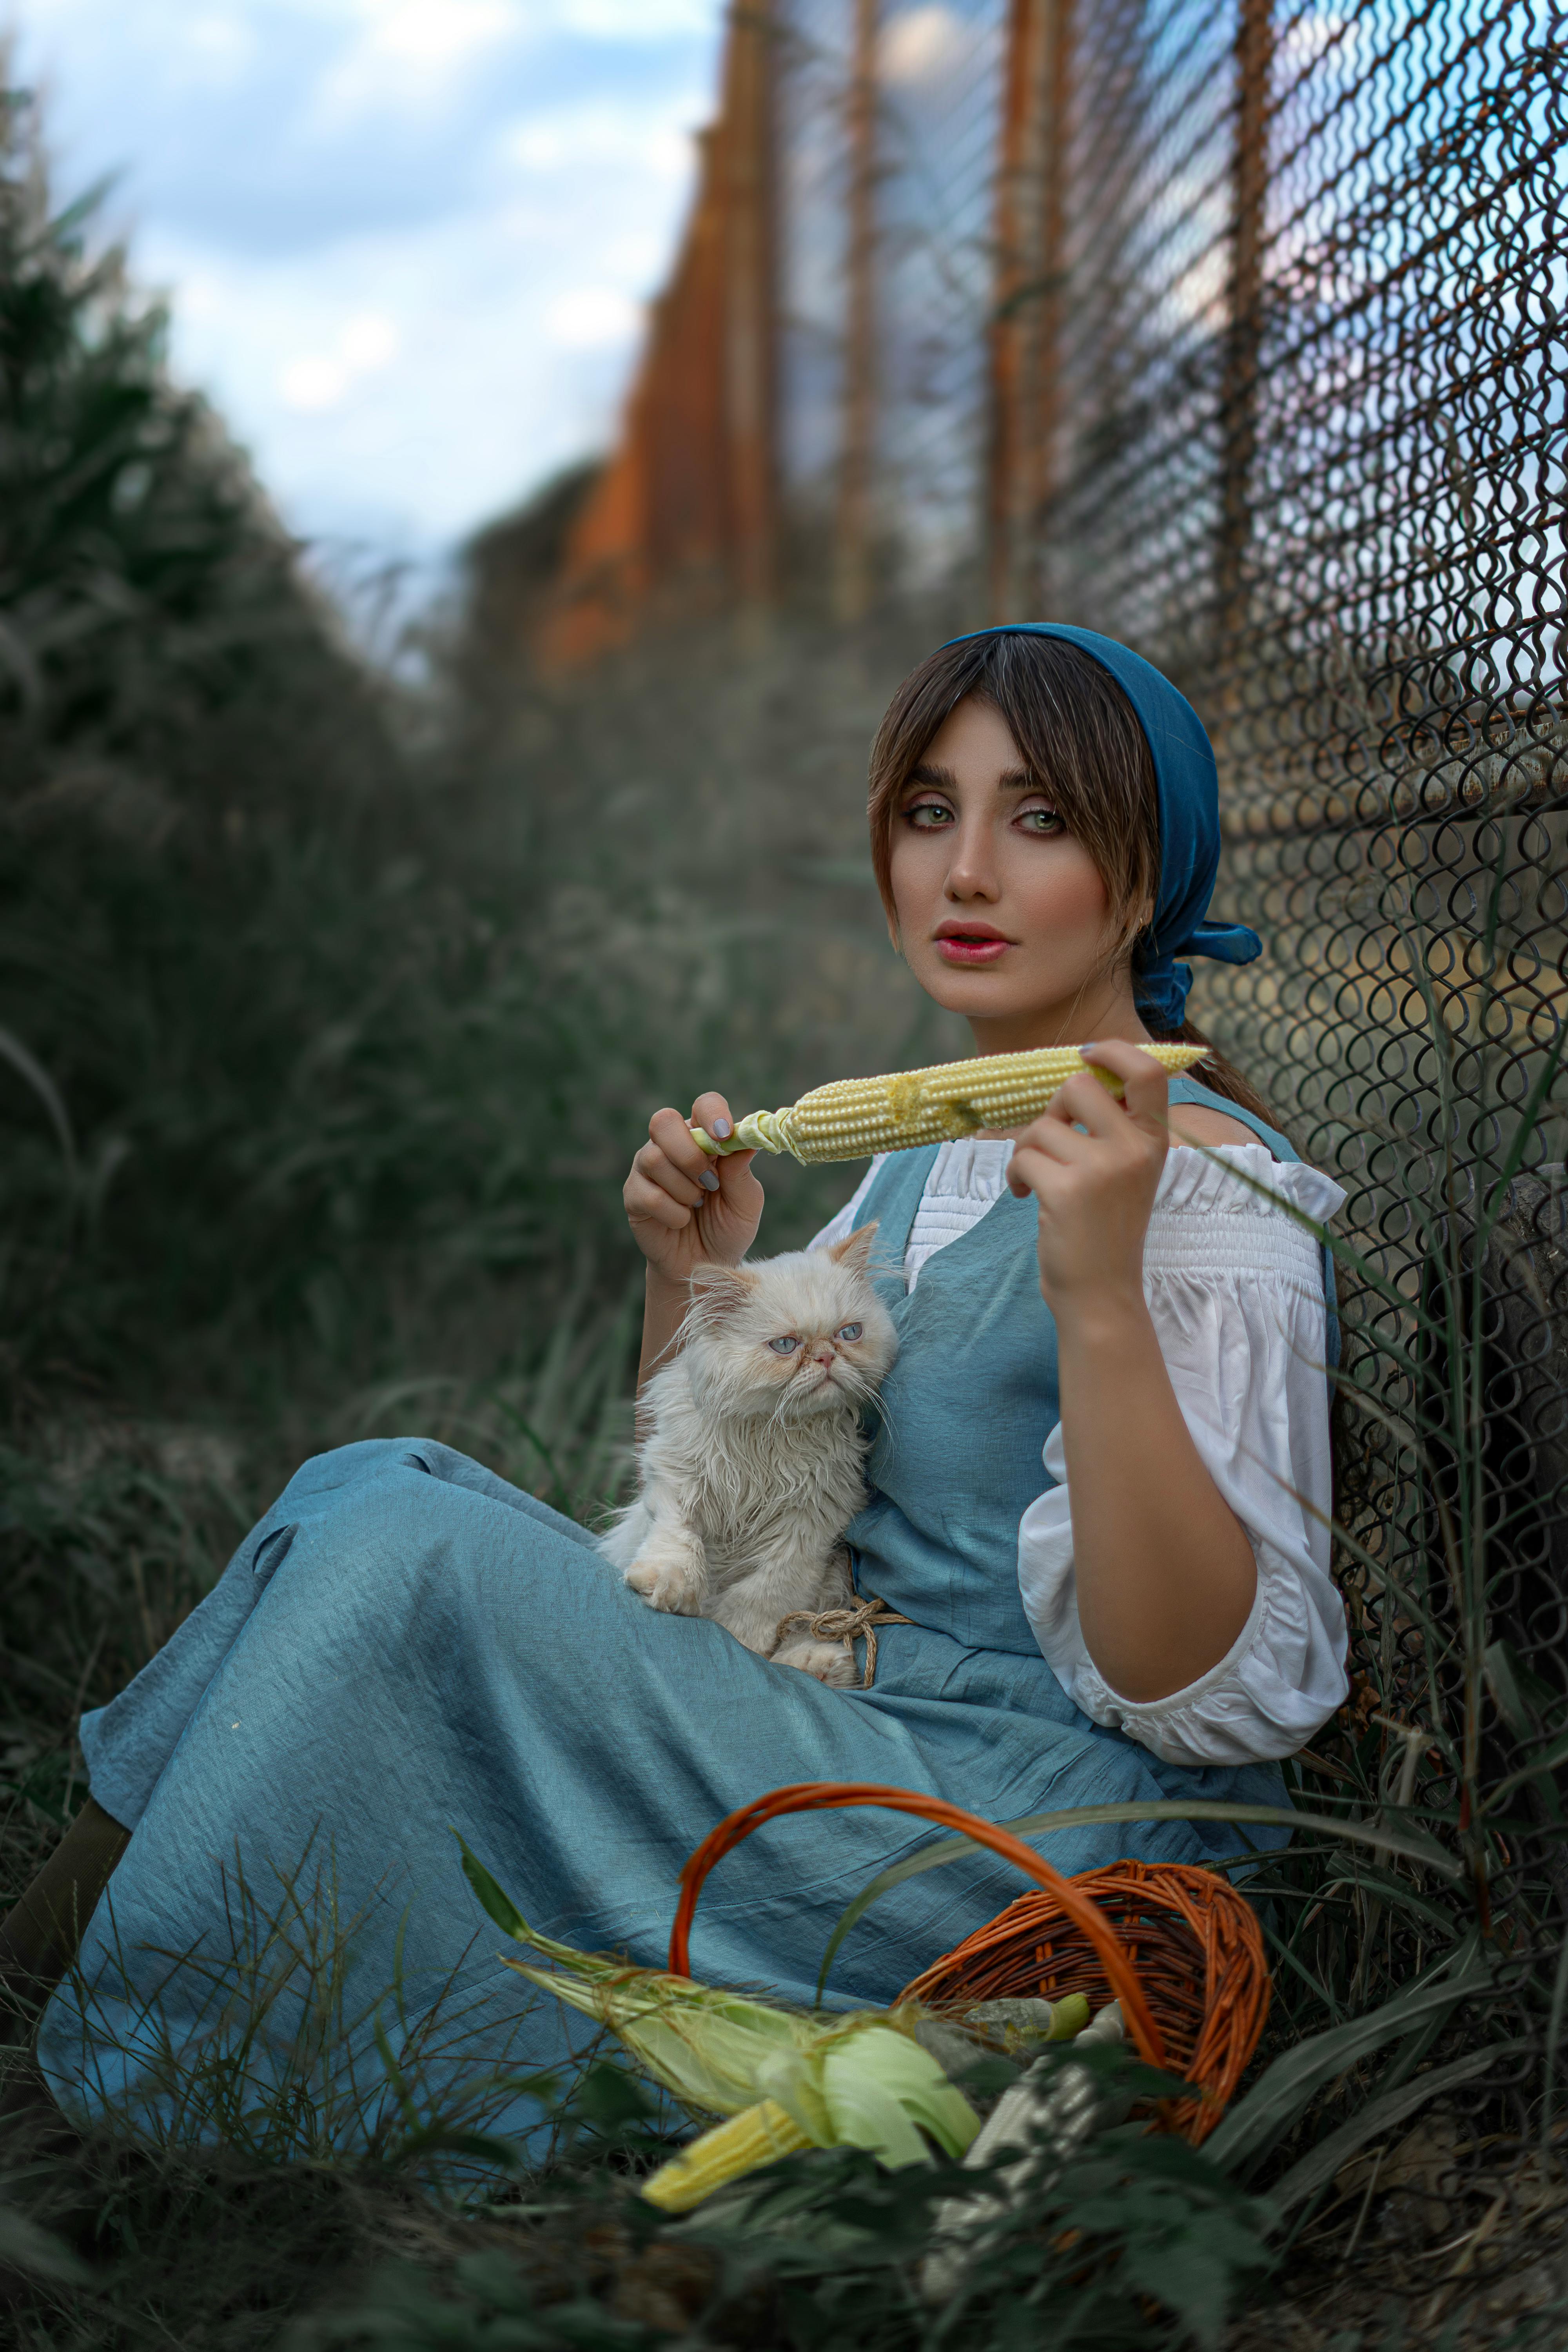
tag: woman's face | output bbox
[886,695,1144,1051]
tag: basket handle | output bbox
[667,1778,1167,2070]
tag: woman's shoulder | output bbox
[1168,1102,1259,1150]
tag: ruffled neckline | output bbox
[920,1136,1343,1225]
[1155,1143,1345,1223]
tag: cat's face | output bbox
[684,1225,897,1421]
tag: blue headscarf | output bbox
[939,623,1261,1032]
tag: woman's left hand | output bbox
[1005,1040,1171,1316]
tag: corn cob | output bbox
[642,2098,814,2211]
[691,1041,1209,1164]
[458,1839,983,2204]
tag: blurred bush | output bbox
[0,82,958,1469]
[0,82,409,1372]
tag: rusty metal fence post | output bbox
[1032,0,1072,615]
[834,0,879,624]
[986,0,1073,619]
[1216,0,1273,672]
[724,0,781,617]
[987,0,1045,619]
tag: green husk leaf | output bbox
[818,2038,930,2168]
[826,2025,981,2159]
[751,2046,836,2145]
[496,1956,814,2116]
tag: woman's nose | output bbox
[944,825,1000,900]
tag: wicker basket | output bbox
[667,1781,1271,2140]
[900,1858,1270,2143]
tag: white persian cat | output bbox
[598,1226,897,1685]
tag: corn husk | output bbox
[459,1840,983,2200]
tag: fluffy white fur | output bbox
[598,1225,897,1686]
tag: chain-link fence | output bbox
[776,1,1008,583]
[536,0,1561,2197]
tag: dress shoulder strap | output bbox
[1167,1074,1298,1162]
[853,1145,940,1276]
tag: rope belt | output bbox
[773,1593,912,1688]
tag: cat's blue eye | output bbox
[835,1323,863,1342]
[768,1335,802,1355]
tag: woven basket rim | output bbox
[898,1858,1270,2144]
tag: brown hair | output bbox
[867,632,1277,1127]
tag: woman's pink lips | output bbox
[935,935,1012,965]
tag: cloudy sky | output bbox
[7,0,724,565]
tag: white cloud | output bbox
[505,98,693,180]
[278,309,400,411]
[148,158,671,543]
[309,0,525,127]
[183,11,260,84]
[6,0,724,554]
[278,354,352,412]
[880,4,967,86]
[339,310,399,370]
[544,0,714,34]
[543,285,640,350]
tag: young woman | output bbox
[8,625,1348,2152]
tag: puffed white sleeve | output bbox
[1016,1144,1350,1767]
[806,1157,885,1252]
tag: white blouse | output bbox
[809,1138,1350,1767]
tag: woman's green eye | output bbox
[907,800,954,828]
[1018,808,1065,834]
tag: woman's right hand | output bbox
[624,1092,764,1287]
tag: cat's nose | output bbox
[814,1347,835,1367]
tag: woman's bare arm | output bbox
[624,1090,764,1392]
[1007,1041,1257,1702]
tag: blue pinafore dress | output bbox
[38,1080,1314,2157]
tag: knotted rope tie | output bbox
[773,1593,912,1688]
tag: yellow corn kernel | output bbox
[691,1042,1209,1165]
[641,2098,815,2211]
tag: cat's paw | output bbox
[774,1638,858,1688]
[623,1551,705,1614]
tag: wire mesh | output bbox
[777,0,854,504]
[874,1,1006,581]
[1022,0,1564,2121]
[777,0,1007,579]
[760,0,1568,2162]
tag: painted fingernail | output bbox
[1081,1042,1098,1053]
[711,1117,733,1138]
[699,1167,721,1191]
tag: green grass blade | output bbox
[814,1801,1461,2002]
[455,1834,530,1941]
[1204,1936,1495,2175]
[1269,2040,1528,2213]
[0,1020,78,1182]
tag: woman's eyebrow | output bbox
[905,764,1045,793]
